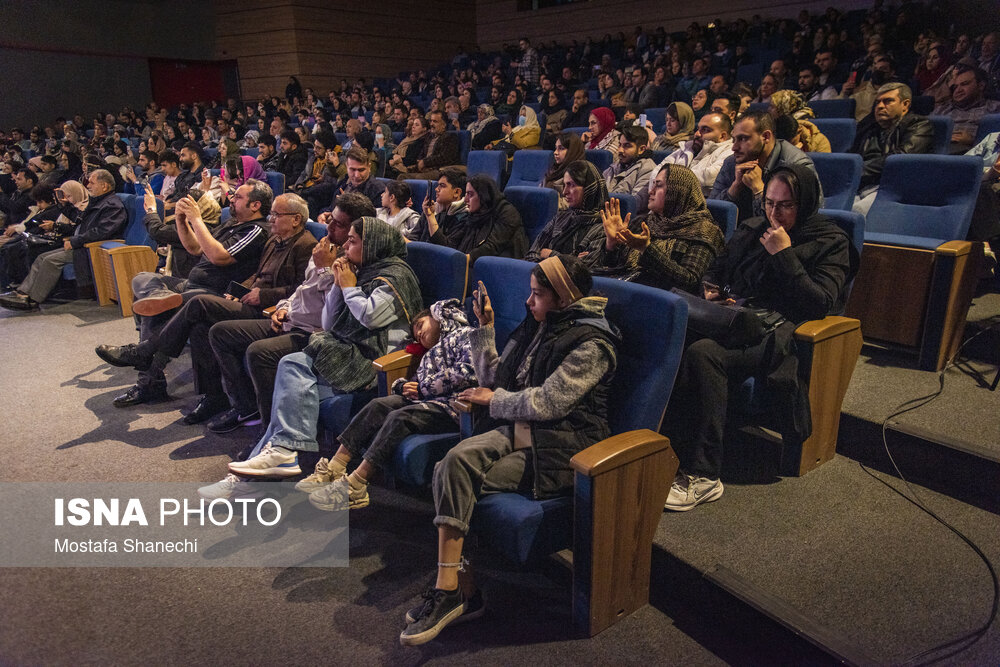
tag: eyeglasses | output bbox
[764,198,797,212]
[268,211,297,220]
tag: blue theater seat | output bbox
[504,186,558,244]
[506,150,553,188]
[810,98,856,119]
[811,118,857,153]
[707,199,738,239]
[466,150,506,185]
[585,149,614,173]
[810,152,863,212]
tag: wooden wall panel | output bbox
[475,0,871,50]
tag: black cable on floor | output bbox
[859,321,1000,666]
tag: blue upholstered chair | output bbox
[563,126,589,136]
[451,130,471,164]
[643,107,667,133]
[507,150,554,188]
[927,116,954,155]
[737,63,763,88]
[811,118,857,153]
[707,199,738,239]
[584,149,614,173]
[305,220,327,241]
[403,179,431,208]
[974,113,1000,143]
[844,154,983,370]
[649,150,673,164]
[85,194,162,317]
[467,150,506,185]
[810,152,863,212]
[243,147,260,159]
[504,186,558,244]
[609,192,637,220]
[264,171,285,196]
[810,98,856,119]
[378,256,687,636]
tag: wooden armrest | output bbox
[934,240,972,257]
[262,306,276,316]
[793,316,861,344]
[450,399,474,413]
[85,239,124,249]
[570,429,671,477]
[372,350,412,373]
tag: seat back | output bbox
[591,277,689,434]
[126,195,159,249]
[706,199,738,239]
[737,63,763,88]
[504,186,558,244]
[748,102,770,114]
[451,130,471,164]
[467,150,506,185]
[585,149,614,173]
[203,147,219,162]
[643,107,667,133]
[305,220,327,241]
[564,126,589,135]
[471,257,535,348]
[974,113,1000,144]
[609,192,637,220]
[810,118,856,153]
[810,98,855,119]
[243,147,260,158]
[403,179,433,208]
[866,154,982,248]
[220,206,232,224]
[817,208,865,297]
[911,95,935,116]
[927,115,953,155]
[810,152,863,212]
[405,241,469,304]
[507,150,554,188]
[264,171,285,196]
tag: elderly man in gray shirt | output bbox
[206,192,376,433]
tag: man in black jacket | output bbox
[851,83,934,215]
[563,88,595,130]
[0,168,38,225]
[276,130,308,192]
[0,170,126,310]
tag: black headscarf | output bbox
[458,175,529,260]
[526,160,608,261]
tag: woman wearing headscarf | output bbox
[526,160,608,261]
[398,254,619,645]
[662,164,858,512]
[495,89,522,119]
[0,183,67,288]
[241,129,260,150]
[440,175,528,265]
[221,154,265,188]
[581,164,725,292]
[768,90,831,153]
[217,218,422,487]
[505,105,541,149]
[651,102,695,152]
[690,87,717,121]
[541,90,567,141]
[583,107,621,153]
[468,104,503,151]
[544,132,586,209]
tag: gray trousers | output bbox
[432,426,532,535]
[338,394,456,470]
[18,247,73,303]
[131,272,215,343]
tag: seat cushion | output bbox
[317,389,376,437]
[391,432,462,487]
[472,493,573,566]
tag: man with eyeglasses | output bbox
[204,191,376,433]
[94,180,272,407]
[709,110,823,222]
[647,112,734,197]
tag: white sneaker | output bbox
[308,476,369,511]
[294,457,345,493]
[664,472,724,512]
[227,442,301,478]
[197,473,261,500]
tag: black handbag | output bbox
[671,288,786,347]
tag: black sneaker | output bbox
[399,587,466,646]
[405,587,484,624]
[207,408,261,434]
[96,343,151,369]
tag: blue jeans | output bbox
[249,352,335,456]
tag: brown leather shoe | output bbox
[132,293,183,316]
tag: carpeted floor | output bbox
[1,297,998,665]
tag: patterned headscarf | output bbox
[770,90,815,120]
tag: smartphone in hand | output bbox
[477,280,488,313]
